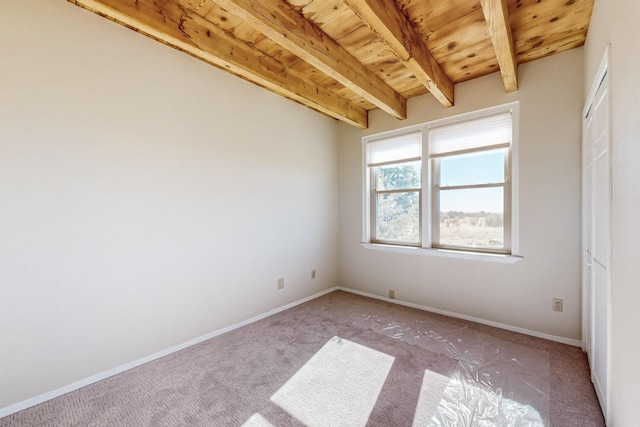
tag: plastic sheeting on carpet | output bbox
[351,309,550,427]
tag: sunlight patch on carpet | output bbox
[412,369,451,426]
[271,336,394,427]
[241,413,276,427]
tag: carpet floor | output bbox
[0,290,605,426]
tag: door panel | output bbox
[593,262,608,403]
[593,147,609,267]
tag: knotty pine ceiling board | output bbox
[69,0,595,128]
[510,0,592,64]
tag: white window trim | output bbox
[361,243,523,263]
[362,102,521,262]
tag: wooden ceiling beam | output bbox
[344,0,454,107]
[213,0,407,120]
[481,0,518,92]
[68,0,368,128]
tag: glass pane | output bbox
[376,161,421,191]
[439,148,505,187]
[437,187,504,249]
[376,191,420,243]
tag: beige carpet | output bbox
[0,291,604,426]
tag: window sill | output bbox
[360,243,523,263]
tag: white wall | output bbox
[584,0,640,424]
[338,48,584,340]
[0,1,338,409]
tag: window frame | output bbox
[431,145,512,254]
[370,158,423,246]
[362,102,520,258]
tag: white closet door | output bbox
[583,54,610,421]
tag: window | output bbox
[367,132,422,245]
[363,103,518,257]
[430,112,512,253]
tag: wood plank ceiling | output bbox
[69,0,594,129]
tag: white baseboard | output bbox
[0,287,339,419]
[337,287,583,347]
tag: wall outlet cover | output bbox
[553,298,563,312]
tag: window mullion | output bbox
[370,167,376,242]
[435,182,505,191]
[431,157,440,249]
[376,188,421,195]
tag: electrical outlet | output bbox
[553,298,563,312]
[277,278,284,290]
[311,270,316,279]
[389,290,395,299]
